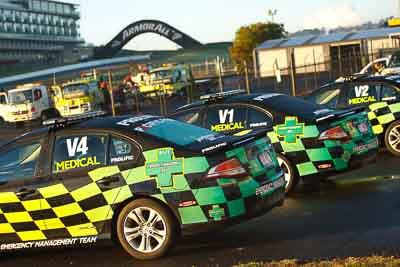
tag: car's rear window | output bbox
[260,95,325,120]
[136,118,219,146]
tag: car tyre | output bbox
[277,153,298,194]
[116,198,178,260]
[385,120,400,157]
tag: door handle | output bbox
[16,189,36,198]
[97,175,120,186]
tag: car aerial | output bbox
[305,74,400,156]
[0,112,285,260]
[171,90,379,193]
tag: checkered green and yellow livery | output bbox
[367,101,400,136]
[0,140,284,244]
[267,112,378,178]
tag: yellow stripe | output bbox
[67,223,98,237]
[102,187,124,205]
[234,130,253,136]
[0,192,19,204]
[4,212,32,223]
[85,206,112,223]
[0,223,15,234]
[53,203,83,218]
[39,184,69,198]
[37,218,65,230]
[22,199,42,212]
[70,182,102,202]
[17,230,46,241]
[368,112,376,120]
[373,125,384,134]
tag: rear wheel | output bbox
[116,198,177,260]
[385,121,400,157]
[277,154,298,194]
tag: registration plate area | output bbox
[258,150,274,169]
[357,121,369,134]
[353,139,378,153]
[256,176,285,197]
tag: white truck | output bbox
[0,84,55,124]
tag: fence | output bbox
[1,49,395,124]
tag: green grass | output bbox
[235,256,400,267]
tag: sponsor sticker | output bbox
[256,177,285,197]
[0,236,98,251]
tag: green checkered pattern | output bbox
[267,113,378,177]
[368,102,400,136]
[0,139,285,244]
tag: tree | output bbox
[230,22,286,70]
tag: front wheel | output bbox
[385,121,400,157]
[277,153,298,194]
[116,198,178,260]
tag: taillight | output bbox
[31,107,36,113]
[206,158,248,179]
[319,126,350,141]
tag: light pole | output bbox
[268,9,278,22]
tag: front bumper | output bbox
[181,177,286,236]
[7,113,37,122]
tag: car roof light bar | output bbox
[43,111,107,126]
[200,89,246,100]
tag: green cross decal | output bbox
[209,205,225,221]
[276,117,304,143]
[146,148,183,188]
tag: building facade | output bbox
[254,27,400,78]
[0,0,83,66]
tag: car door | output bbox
[341,82,379,109]
[246,105,274,130]
[43,131,111,238]
[0,136,53,244]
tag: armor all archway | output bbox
[94,20,203,59]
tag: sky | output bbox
[64,0,397,50]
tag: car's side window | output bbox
[0,142,42,182]
[109,136,140,164]
[346,83,378,106]
[315,86,341,108]
[171,109,203,127]
[207,105,247,133]
[52,134,107,173]
[0,94,7,104]
[380,83,399,102]
[247,107,273,129]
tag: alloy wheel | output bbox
[123,207,167,254]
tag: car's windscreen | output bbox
[389,54,400,68]
[62,84,90,98]
[137,118,220,146]
[9,89,34,104]
[150,70,173,81]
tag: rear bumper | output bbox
[301,138,379,184]
[348,147,378,170]
[180,184,285,236]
